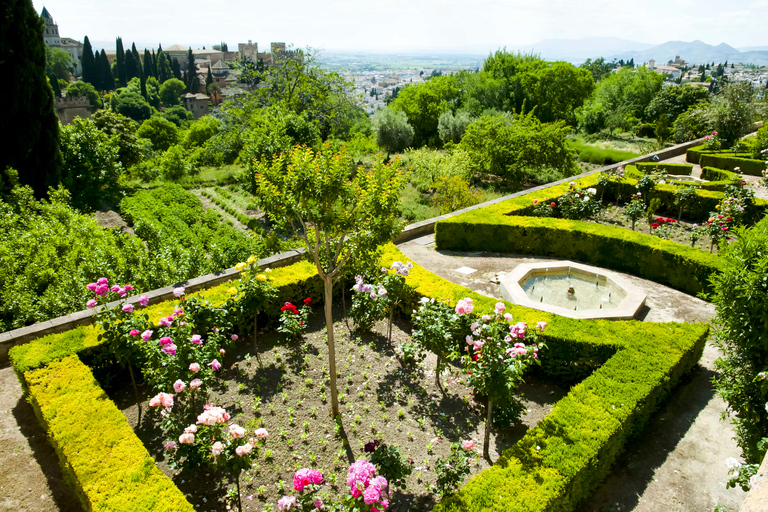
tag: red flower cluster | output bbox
[651,217,676,230]
[303,297,312,307]
[280,302,299,315]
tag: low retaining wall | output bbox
[0,137,706,366]
[741,453,768,512]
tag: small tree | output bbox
[374,107,414,155]
[159,78,186,106]
[673,185,697,221]
[252,145,405,417]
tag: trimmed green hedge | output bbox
[701,166,740,183]
[25,356,195,512]
[376,246,710,512]
[436,215,723,296]
[635,162,693,175]
[699,153,766,176]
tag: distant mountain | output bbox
[738,46,768,52]
[610,40,768,66]
[517,37,653,63]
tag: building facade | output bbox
[41,8,82,77]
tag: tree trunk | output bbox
[324,276,340,418]
[236,471,242,512]
[435,354,442,390]
[387,305,394,344]
[678,206,683,222]
[484,397,493,461]
[253,313,262,367]
[128,363,142,418]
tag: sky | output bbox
[32,0,768,54]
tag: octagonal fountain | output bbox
[499,261,646,320]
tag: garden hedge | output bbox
[700,166,741,183]
[686,146,766,175]
[635,162,693,175]
[10,242,710,512]
[24,355,195,512]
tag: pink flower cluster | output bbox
[505,342,528,358]
[149,392,174,408]
[347,460,388,509]
[390,260,413,277]
[294,468,323,492]
[455,297,474,315]
[235,443,252,456]
[197,405,230,425]
[277,496,297,511]
[85,278,134,307]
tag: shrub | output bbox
[137,116,180,152]
[635,162,693,175]
[431,175,483,214]
[750,125,768,159]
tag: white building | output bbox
[41,7,82,77]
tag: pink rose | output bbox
[229,424,246,438]
[537,321,547,332]
[211,441,224,456]
[190,378,202,389]
[164,440,177,450]
[189,363,201,373]
[159,336,173,345]
[208,359,221,371]
[86,299,97,308]
[110,285,121,293]
[86,282,97,291]
[118,287,127,297]
[124,285,133,291]
[231,334,238,341]
[184,424,197,434]
[363,486,380,505]
[162,343,177,355]
[190,334,202,345]
[173,307,184,317]
[462,440,474,450]
[178,433,194,444]
[149,392,174,408]
[294,468,323,491]
[141,330,153,341]
[254,428,269,440]
[278,496,297,511]
[96,277,108,285]
[138,295,149,306]
[121,303,133,313]
[494,302,506,313]
[159,316,174,327]
[129,329,139,336]
[173,287,185,298]
[235,443,252,456]
[220,349,226,355]
[173,380,186,393]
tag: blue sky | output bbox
[33,0,767,53]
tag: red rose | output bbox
[303,297,312,306]
[551,202,556,207]
[665,218,675,223]
[651,223,659,229]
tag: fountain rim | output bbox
[499,260,647,320]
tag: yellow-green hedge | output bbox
[25,356,195,512]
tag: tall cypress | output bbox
[143,48,154,78]
[151,49,157,77]
[99,50,114,90]
[206,66,213,87]
[115,36,126,86]
[81,35,96,86]
[171,57,181,80]
[131,43,140,73]
[186,47,196,88]
[48,72,61,98]
[0,0,62,197]
[157,51,172,82]
[124,50,138,82]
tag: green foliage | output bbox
[432,442,473,497]
[374,107,414,153]
[160,144,198,181]
[403,147,471,193]
[567,140,640,165]
[349,275,388,333]
[184,115,220,148]
[751,125,768,159]
[438,110,475,145]
[700,166,740,183]
[697,152,766,176]
[91,109,143,167]
[45,46,74,81]
[389,75,459,147]
[555,183,602,220]
[644,84,709,122]
[672,104,713,142]
[622,197,646,230]
[110,88,152,121]
[706,82,758,147]
[159,78,186,106]
[59,117,123,211]
[0,0,62,197]
[431,175,483,214]
[368,441,413,490]
[635,162,693,175]
[459,112,576,189]
[137,116,179,151]
[65,80,102,109]
[712,217,768,462]
[579,57,614,83]
[23,356,195,511]
[159,104,193,128]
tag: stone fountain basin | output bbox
[668,174,707,184]
[499,261,646,320]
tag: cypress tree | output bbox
[48,72,61,98]
[206,66,213,87]
[0,0,62,197]
[115,36,126,86]
[171,57,182,80]
[99,50,114,90]
[186,47,196,88]
[124,50,138,82]
[157,51,173,82]
[143,48,153,78]
[82,35,96,86]
[151,49,157,77]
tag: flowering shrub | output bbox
[649,217,676,240]
[704,130,722,150]
[531,198,556,217]
[556,182,602,220]
[705,214,732,251]
[596,166,625,203]
[349,275,389,333]
[621,194,646,231]
[673,185,697,222]
[717,185,752,226]
[231,256,277,337]
[634,169,667,205]
[366,440,412,490]
[278,298,312,341]
[462,305,546,459]
[687,223,704,247]
[411,297,472,388]
[761,169,768,189]
[432,441,474,497]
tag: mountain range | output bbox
[521,37,768,66]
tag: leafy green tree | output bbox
[644,84,709,122]
[437,110,475,145]
[374,107,414,154]
[159,104,193,128]
[160,144,197,180]
[91,109,142,167]
[81,35,96,86]
[45,45,74,81]
[389,75,459,147]
[579,57,614,82]
[519,61,595,125]
[1,0,62,196]
[706,81,757,147]
[137,116,179,151]
[459,112,575,189]
[65,80,102,109]
[157,51,173,82]
[251,145,405,417]
[672,104,713,142]
[59,117,123,211]
[184,115,220,148]
[110,88,152,121]
[450,70,506,116]
[145,76,161,108]
[159,78,186,106]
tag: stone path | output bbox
[397,238,746,511]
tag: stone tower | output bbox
[41,7,61,47]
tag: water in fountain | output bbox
[522,272,627,310]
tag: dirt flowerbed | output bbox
[111,306,569,512]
